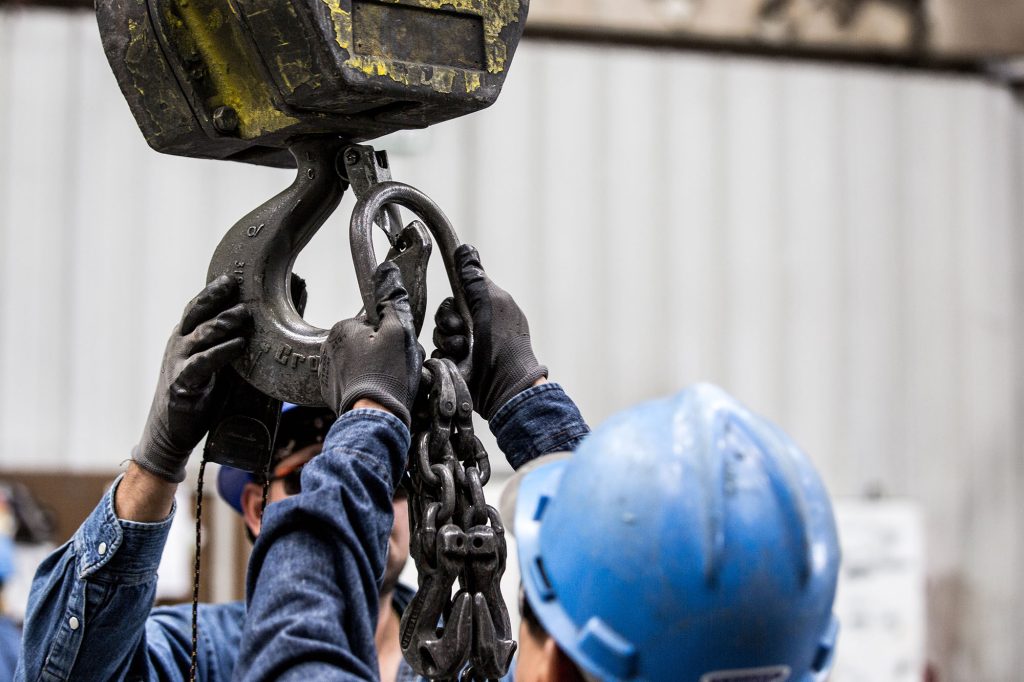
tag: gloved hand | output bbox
[432,244,547,420]
[134,275,251,482]
[318,262,422,427]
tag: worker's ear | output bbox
[517,611,586,682]
[549,640,586,682]
[240,482,265,538]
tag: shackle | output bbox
[350,181,473,381]
[207,137,471,406]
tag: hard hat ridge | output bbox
[711,405,818,587]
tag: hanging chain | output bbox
[400,358,516,681]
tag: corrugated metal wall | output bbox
[1,8,1022,680]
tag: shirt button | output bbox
[97,542,107,556]
[68,616,80,631]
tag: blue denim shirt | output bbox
[17,383,588,681]
[0,615,21,681]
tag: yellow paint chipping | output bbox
[168,0,298,139]
[126,18,148,97]
[276,55,319,92]
[401,0,520,74]
[321,0,353,50]
[320,0,522,94]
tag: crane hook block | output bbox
[96,0,530,168]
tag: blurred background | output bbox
[1,1,1022,680]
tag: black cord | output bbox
[260,456,272,519]
[189,456,269,682]
[190,459,207,682]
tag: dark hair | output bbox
[519,590,589,681]
[520,589,547,640]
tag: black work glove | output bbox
[134,275,251,482]
[318,262,422,427]
[432,244,547,420]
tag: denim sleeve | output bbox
[0,617,21,681]
[489,383,591,470]
[16,474,177,681]
[234,408,410,682]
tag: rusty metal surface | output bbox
[92,0,529,167]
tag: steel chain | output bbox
[400,358,516,681]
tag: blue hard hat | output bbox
[216,403,334,514]
[514,383,840,682]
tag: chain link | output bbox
[400,358,516,681]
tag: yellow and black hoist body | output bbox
[96,0,528,167]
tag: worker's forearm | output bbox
[117,400,386,523]
[236,409,410,681]
[18,472,176,680]
[114,462,176,522]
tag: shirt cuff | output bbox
[328,408,412,493]
[75,473,175,581]
[489,382,591,470]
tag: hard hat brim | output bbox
[216,465,252,515]
[512,455,637,681]
[499,451,572,539]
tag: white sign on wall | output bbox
[832,499,925,682]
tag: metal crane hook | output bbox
[206,137,351,406]
[207,138,470,407]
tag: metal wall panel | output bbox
[1,8,1022,679]
[529,0,1024,61]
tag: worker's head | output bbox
[507,384,841,682]
[217,403,335,537]
[217,403,411,593]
